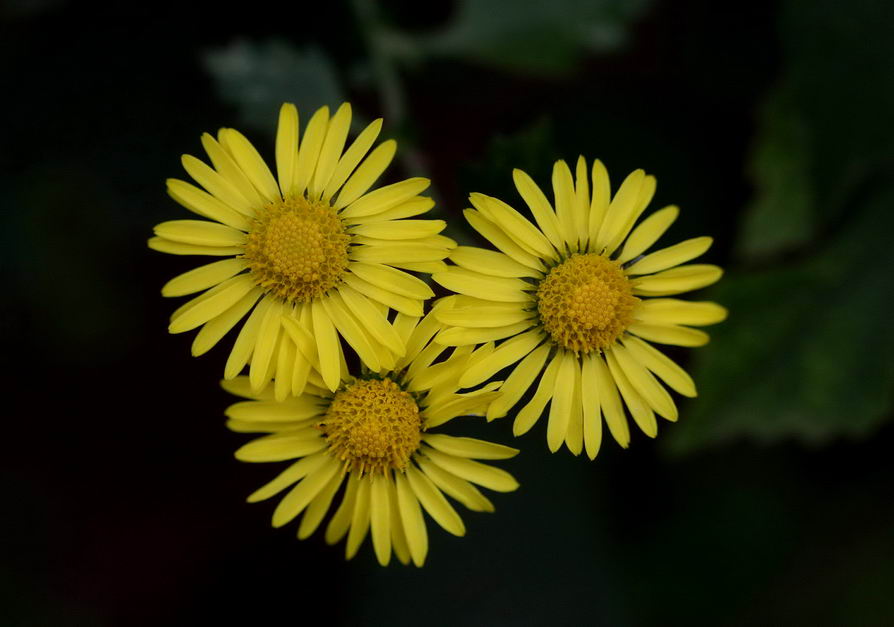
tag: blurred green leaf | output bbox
[738,86,815,258]
[203,40,344,133]
[669,0,894,451]
[739,0,894,260]
[414,0,652,75]
[669,187,894,451]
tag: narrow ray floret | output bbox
[149,102,455,398]
[432,157,727,459]
[225,305,519,566]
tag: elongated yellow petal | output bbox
[422,434,518,460]
[154,220,246,247]
[321,291,381,372]
[486,343,550,420]
[292,105,329,197]
[346,476,372,559]
[225,296,273,379]
[348,219,445,241]
[385,478,411,565]
[590,353,629,448]
[272,458,340,528]
[631,264,723,296]
[564,356,584,455]
[573,156,590,250]
[166,178,251,231]
[341,177,430,219]
[341,272,423,317]
[350,243,450,265]
[611,342,678,421]
[422,448,518,493]
[416,457,494,512]
[449,246,541,279]
[635,299,728,327]
[436,304,534,329]
[433,267,532,303]
[323,118,383,202]
[580,353,602,459]
[628,322,710,346]
[337,284,405,355]
[247,452,330,503]
[605,174,656,255]
[458,329,542,388]
[471,193,557,260]
[201,133,266,208]
[348,263,433,300]
[587,158,610,246]
[297,471,344,540]
[622,335,696,397]
[436,321,533,347]
[220,128,280,202]
[192,287,262,356]
[310,102,352,199]
[552,160,578,250]
[626,236,713,276]
[394,472,428,567]
[334,140,397,209]
[325,473,360,545]
[275,103,299,198]
[369,475,392,566]
[148,237,241,257]
[347,197,435,226]
[605,349,657,437]
[512,167,564,251]
[181,154,254,215]
[595,168,644,251]
[311,299,341,391]
[463,209,546,270]
[406,466,465,536]
[249,300,283,393]
[617,205,679,263]
[234,429,326,462]
[226,398,323,422]
[162,259,247,297]
[221,375,274,401]
[513,351,562,436]
[169,275,256,334]
[547,351,576,452]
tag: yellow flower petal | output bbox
[292,105,330,197]
[310,102,352,199]
[166,178,251,231]
[162,258,247,297]
[635,299,728,327]
[580,353,603,460]
[406,465,465,536]
[334,140,397,209]
[626,236,713,276]
[513,350,562,436]
[628,322,710,346]
[394,472,428,567]
[322,118,383,202]
[604,349,658,437]
[546,351,576,452]
[154,220,246,247]
[369,475,392,566]
[458,329,543,388]
[432,267,533,303]
[512,167,564,251]
[622,335,696,397]
[275,103,298,198]
[631,264,724,296]
[616,205,679,263]
[415,457,494,513]
[272,457,340,528]
[246,451,330,503]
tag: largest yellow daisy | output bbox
[433,157,726,459]
[149,103,453,397]
[225,304,519,566]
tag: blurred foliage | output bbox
[669,0,894,451]
[203,40,345,133]
[415,0,651,75]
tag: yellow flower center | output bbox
[320,378,422,475]
[536,253,637,353]
[242,196,350,303]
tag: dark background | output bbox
[3,0,893,625]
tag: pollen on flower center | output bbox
[242,196,350,303]
[536,253,638,353]
[320,378,422,475]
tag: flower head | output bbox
[149,103,454,397]
[226,305,519,566]
[433,158,726,458]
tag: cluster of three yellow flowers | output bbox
[149,102,725,566]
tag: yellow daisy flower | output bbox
[149,102,454,397]
[225,305,519,566]
[432,157,726,458]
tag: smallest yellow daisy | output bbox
[225,304,519,566]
